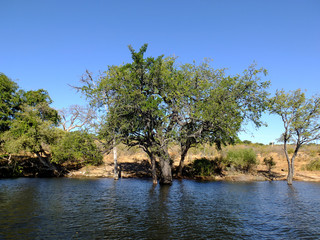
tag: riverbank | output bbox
[66,146,320,182]
[2,144,320,182]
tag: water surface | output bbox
[1,178,320,239]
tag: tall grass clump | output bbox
[225,148,257,172]
[305,158,320,171]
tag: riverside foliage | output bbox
[1,45,320,184]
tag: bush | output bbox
[51,131,103,166]
[263,156,276,172]
[225,148,257,172]
[305,158,320,171]
[192,157,223,176]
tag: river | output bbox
[1,178,320,239]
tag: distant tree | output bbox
[270,89,320,184]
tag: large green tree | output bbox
[78,44,269,185]
[0,73,22,133]
[270,89,320,185]
[98,45,178,184]
[2,90,60,169]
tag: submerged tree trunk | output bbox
[113,139,119,180]
[146,150,158,184]
[177,145,189,178]
[284,142,299,185]
[150,154,157,185]
[158,147,172,185]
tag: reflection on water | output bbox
[1,178,320,239]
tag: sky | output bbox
[1,0,320,144]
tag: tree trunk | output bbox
[158,148,172,185]
[284,142,299,185]
[287,160,293,185]
[177,146,188,178]
[35,152,51,168]
[35,152,59,175]
[113,139,119,180]
[146,150,158,184]
[151,154,157,185]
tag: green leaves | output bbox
[270,89,320,144]
[0,73,22,133]
[51,131,103,165]
[2,104,59,155]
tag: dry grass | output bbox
[102,143,320,174]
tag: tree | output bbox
[270,89,320,185]
[0,73,22,133]
[79,44,269,185]
[98,44,178,184]
[59,105,96,132]
[74,70,121,180]
[175,62,270,177]
[2,90,60,169]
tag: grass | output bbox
[304,158,320,171]
[225,147,257,172]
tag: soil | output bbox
[67,149,320,182]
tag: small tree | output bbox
[270,89,320,184]
[263,156,276,172]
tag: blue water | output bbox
[1,178,320,239]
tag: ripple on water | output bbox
[1,179,320,239]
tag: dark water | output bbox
[1,179,320,240]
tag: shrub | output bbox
[192,157,223,176]
[225,148,257,172]
[51,131,103,166]
[263,156,276,172]
[305,158,320,171]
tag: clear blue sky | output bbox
[1,0,319,144]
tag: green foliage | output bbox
[225,148,257,172]
[192,157,223,176]
[271,89,320,145]
[2,105,59,154]
[1,88,60,156]
[51,131,103,166]
[0,73,22,133]
[304,158,320,171]
[263,156,276,172]
[22,90,60,124]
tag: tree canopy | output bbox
[0,73,22,133]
